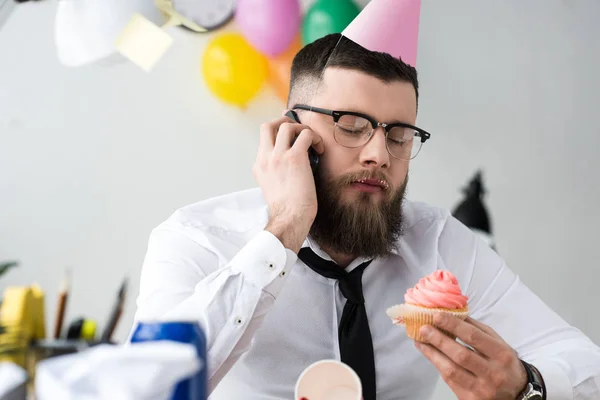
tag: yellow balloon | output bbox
[202,33,268,107]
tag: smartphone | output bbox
[285,110,320,174]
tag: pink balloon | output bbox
[235,0,301,57]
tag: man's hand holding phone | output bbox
[253,113,324,253]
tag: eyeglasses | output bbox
[292,104,431,161]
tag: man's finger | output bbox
[432,313,504,358]
[273,122,311,153]
[292,128,324,155]
[465,317,502,339]
[419,325,489,376]
[258,116,290,155]
[415,341,476,394]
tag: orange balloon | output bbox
[267,35,303,104]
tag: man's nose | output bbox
[359,128,390,169]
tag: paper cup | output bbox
[295,360,362,400]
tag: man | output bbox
[131,33,600,399]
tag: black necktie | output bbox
[298,247,377,400]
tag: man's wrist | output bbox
[516,361,530,398]
[517,360,546,400]
[529,363,546,400]
[265,217,310,253]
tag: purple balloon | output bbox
[235,0,301,56]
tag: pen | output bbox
[101,277,128,342]
[53,269,70,339]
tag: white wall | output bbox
[1,0,599,398]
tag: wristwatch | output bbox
[517,360,545,400]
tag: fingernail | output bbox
[420,326,431,339]
[433,313,445,325]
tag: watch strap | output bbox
[520,360,546,399]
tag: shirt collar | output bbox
[301,236,401,255]
[300,236,400,272]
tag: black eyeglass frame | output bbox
[291,104,432,147]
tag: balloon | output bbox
[202,33,268,107]
[268,36,302,104]
[302,0,360,46]
[235,0,301,56]
[55,0,164,67]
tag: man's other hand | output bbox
[415,314,528,400]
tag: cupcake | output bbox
[385,270,469,341]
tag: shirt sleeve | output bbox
[439,215,600,400]
[129,221,298,393]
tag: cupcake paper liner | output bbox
[385,303,469,342]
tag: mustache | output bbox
[336,171,392,190]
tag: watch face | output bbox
[172,0,236,31]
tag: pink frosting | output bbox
[404,270,468,309]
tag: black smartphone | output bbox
[285,110,320,174]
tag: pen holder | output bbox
[26,339,103,396]
[0,322,28,368]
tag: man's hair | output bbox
[288,33,419,107]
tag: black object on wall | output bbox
[452,170,496,250]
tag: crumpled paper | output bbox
[35,341,202,400]
[0,362,27,398]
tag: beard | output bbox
[309,168,407,259]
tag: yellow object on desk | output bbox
[0,285,46,368]
[80,319,97,341]
[31,284,46,340]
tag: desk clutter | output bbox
[0,263,134,399]
[0,262,362,400]
[0,273,206,399]
[0,271,126,360]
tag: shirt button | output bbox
[279,270,286,277]
[234,317,243,325]
[266,261,275,270]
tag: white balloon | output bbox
[54,0,163,67]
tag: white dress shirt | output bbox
[130,187,600,399]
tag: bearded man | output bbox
[130,33,600,400]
